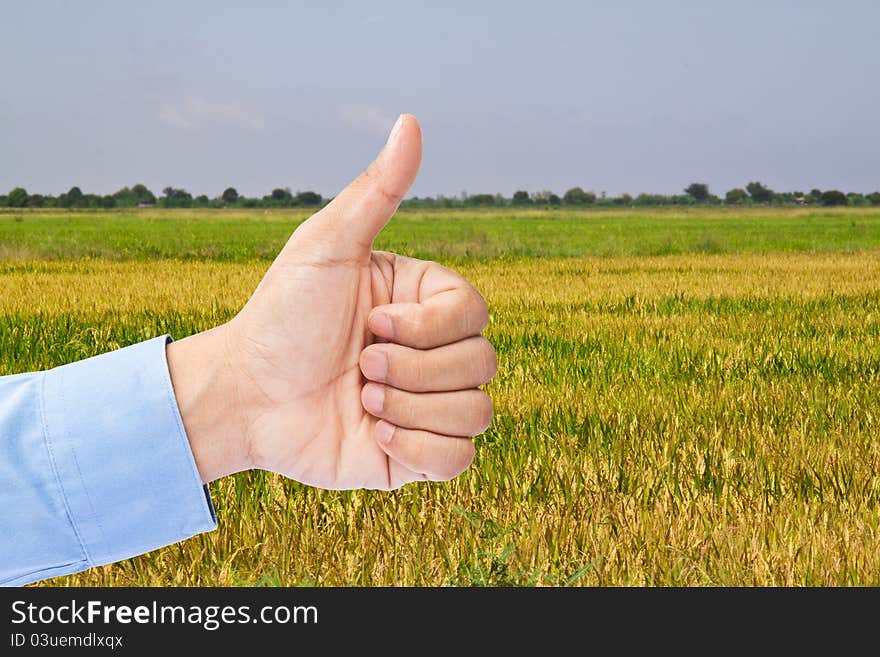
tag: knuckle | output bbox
[459,440,476,472]
[471,290,489,332]
[472,391,494,434]
[388,387,414,424]
[411,430,430,464]
[363,159,404,206]
[478,336,498,380]
[401,309,430,348]
[361,159,382,188]
[436,440,475,481]
[419,312,443,349]
[433,466,456,482]
[412,351,430,389]
[373,343,396,380]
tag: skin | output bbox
[166,114,497,490]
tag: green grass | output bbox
[2,206,880,261]
[1,207,878,585]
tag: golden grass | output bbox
[0,249,872,585]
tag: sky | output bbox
[1,1,878,199]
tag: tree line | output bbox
[437,183,879,208]
[2,182,879,209]
[0,185,324,209]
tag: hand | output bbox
[166,114,497,490]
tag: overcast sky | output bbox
[1,1,878,198]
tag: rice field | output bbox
[4,207,879,586]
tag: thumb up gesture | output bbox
[167,115,497,490]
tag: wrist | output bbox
[166,324,251,483]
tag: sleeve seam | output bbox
[56,366,109,554]
[1,560,90,587]
[37,371,94,568]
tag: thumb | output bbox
[289,113,422,262]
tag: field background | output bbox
[3,206,879,586]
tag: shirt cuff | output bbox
[41,335,217,570]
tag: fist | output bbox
[168,114,498,490]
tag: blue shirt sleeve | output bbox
[0,335,217,586]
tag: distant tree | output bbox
[57,186,85,208]
[194,195,210,206]
[636,193,666,206]
[511,190,531,206]
[100,195,116,209]
[465,193,496,207]
[26,193,46,208]
[684,182,710,202]
[867,192,880,206]
[745,181,774,204]
[271,188,293,204]
[295,190,322,206]
[563,187,597,205]
[112,187,132,205]
[131,184,156,204]
[7,187,28,207]
[400,196,425,208]
[82,194,102,208]
[111,185,156,207]
[67,186,84,207]
[803,188,821,204]
[112,185,156,207]
[820,190,847,206]
[533,190,561,205]
[618,193,633,206]
[221,187,239,204]
[846,192,867,207]
[161,186,193,208]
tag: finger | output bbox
[367,257,490,348]
[360,336,497,392]
[361,383,493,437]
[287,113,422,262]
[374,420,475,482]
[368,288,489,349]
